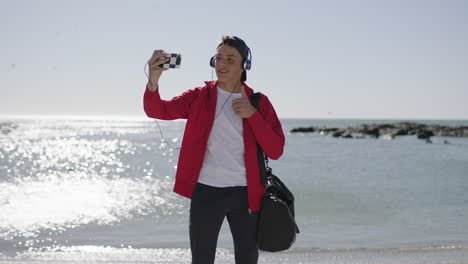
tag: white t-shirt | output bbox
[197,86,247,187]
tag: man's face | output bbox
[214,44,244,83]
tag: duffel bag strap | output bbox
[251,92,271,186]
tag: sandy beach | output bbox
[1,246,468,264]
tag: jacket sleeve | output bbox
[143,83,200,120]
[246,94,285,160]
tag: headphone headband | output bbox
[210,36,252,71]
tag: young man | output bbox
[143,36,285,264]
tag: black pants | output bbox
[190,183,259,264]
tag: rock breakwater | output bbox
[290,122,468,139]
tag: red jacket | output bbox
[143,80,285,212]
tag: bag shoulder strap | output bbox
[251,92,270,186]
[252,92,261,110]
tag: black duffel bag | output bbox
[252,93,300,252]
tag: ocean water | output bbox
[1,116,468,263]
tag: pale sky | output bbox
[1,0,467,119]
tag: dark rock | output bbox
[417,130,434,139]
[332,129,344,138]
[366,127,380,138]
[394,129,409,136]
[377,124,396,130]
[291,127,316,133]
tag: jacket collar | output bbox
[204,80,254,103]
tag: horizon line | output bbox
[1,114,467,122]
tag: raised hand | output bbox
[232,85,257,118]
[146,50,170,91]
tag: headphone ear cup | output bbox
[244,59,251,71]
[209,56,216,68]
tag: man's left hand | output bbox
[232,85,257,118]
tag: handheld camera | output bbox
[159,53,182,69]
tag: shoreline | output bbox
[2,245,468,264]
